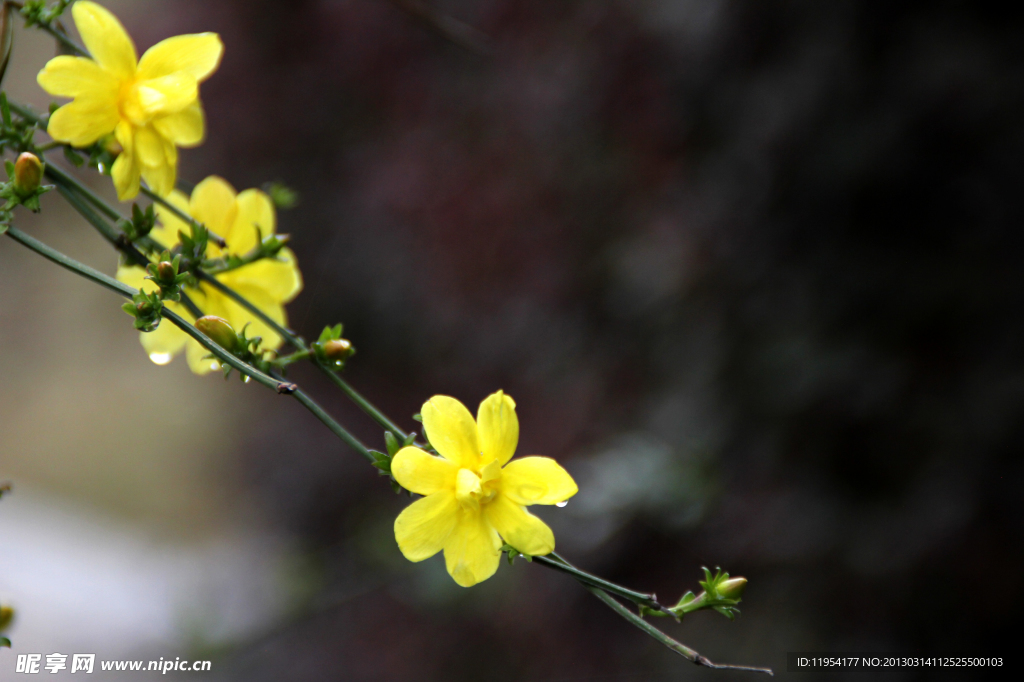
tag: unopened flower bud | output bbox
[0,605,13,630]
[322,338,354,361]
[156,261,176,282]
[195,315,238,351]
[13,152,43,195]
[717,577,747,600]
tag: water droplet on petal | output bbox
[210,362,219,371]
[149,352,172,365]
[556,500,568,508]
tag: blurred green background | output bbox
[2,1,1022,680]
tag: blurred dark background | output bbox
[8,0,1024,680]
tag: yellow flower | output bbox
[116,176,302,374]
[37,1,222,200]
[392,391,578,587]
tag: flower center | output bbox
[455,467,498,510]
[119,79,149,127]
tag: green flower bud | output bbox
[13,152,43,195]
[717,577,747,600]
[322,338,354,361]
[0,605,13,631]
[156,261,176,282]
[195,315,238,351]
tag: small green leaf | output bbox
[0,636,10,648]
[412,413,422,423]
[384,431,401,456]
[403,431,417,446]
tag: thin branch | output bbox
[586,586,773,675]
[140,185,226,248]
[194,269,303,346]
[45,162,120,221]
[10,96,411,441]
[3,225,371,461]
[533,552,675,617]
[539,553,772,675]
[196,269,412,440]
[8,97,226,247]
[317,369,409,439]
[292,387,374,462]
[54,181,205,320]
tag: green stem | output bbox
[197,272,413,440]
[6,98,42,126]
[45,163,120,221]
[193,269,303,344]
[36,23,86,57]
[54,182,205,320]
[5,224,128,297]
[4,225,278,390]
[10,96,411,442]
[271,349,312,368]
[318,369,409,439]
[3,225,370,459]
[585,587,772,675]
[6,99,226,247]
[140,186,226,248]
[533,552,672,615]
[292,388,374,462]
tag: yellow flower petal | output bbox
[150,190,191,246]
[135,72,198,117]
[189,176,238,238]
[500,456,578,506]
[395,491,458,562]
[141,158,176,197]
[115,263,150,291]
[138,302,189,360]
[137,32,224,81]
[392,446,459,495]
[477,390,518,466]
[153,100,204,147]
[214,281,287,350]
[218,248,303,304]
[185,337,221,375]
[72,1,137,79]
[181,290,231,375]
[116,265,189,363]
[115,119,133,152]
[110,147,140,201]
[228,189,275,254]
[37,55,118,99]
[46,99,119,146]
[422,396,481,468]
[443,509,501,587]
[484,494,555,556]
[163,136,178,166]
[134,125,166,168]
